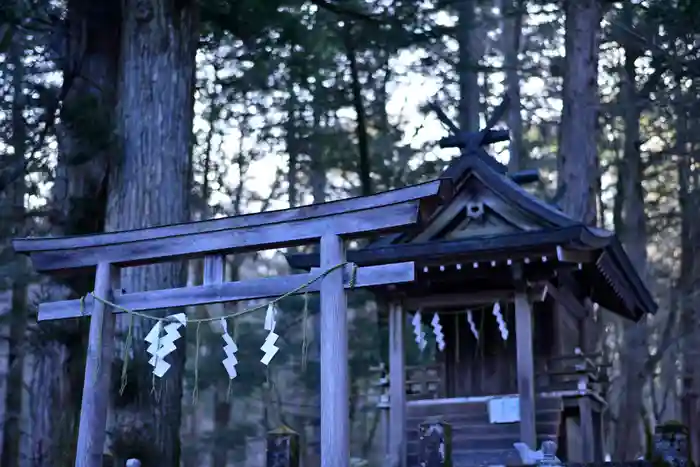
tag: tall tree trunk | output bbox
[457,0,481,132]
[558,0,602,226]
[618,11,647,274]
[107,1,198,465]
[557,0,602,355]
[286,78,299,208]
[500,0,526,172]
[370,55,401,189]
[345,25,372,196]
[300,90,329,464]
[310,153,327,206]
[557,0,605,456]
[310,84,328,205]
[196,86,233,467]
[677,91,700,463]
[29,1,121,465]
[1,33,28,467]
[613,12,649,456]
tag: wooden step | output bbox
[406,407,562,430]
[407,434,557,453]
[408,448,525,467]
[406,421,559,438]
[405,398,564,467]
[407,401,489,420]
[407,396,564,420]
[453,448,525,466]
[406,423,559,442]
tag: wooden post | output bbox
[578,397,595,462]
[682,386,698,464]
[319,233,349,467]
[514,290,537,449]
[75,262,119,467]
[576,296,596,461]
[581,297,598,354]
[380,407,390,464]
[267,426,300,467]
[203,254,225,331]
[204,254,231,467]
[389,302,406,467]
[418,420,452,467]
[374,363,391,465]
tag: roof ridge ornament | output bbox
[427,91,540,185]
[428,93,510,155]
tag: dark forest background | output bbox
[0,0,699,466]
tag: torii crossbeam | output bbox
[12,179,451,467]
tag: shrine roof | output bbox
[286,134,656,321]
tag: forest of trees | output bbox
[0,0,699,466]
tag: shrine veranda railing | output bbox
[12,179,449,467]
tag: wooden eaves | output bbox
[287,145,657,321]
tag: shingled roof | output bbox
[287,130,656,321]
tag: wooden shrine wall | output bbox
[439,301,556,397]
[554,300,584,356]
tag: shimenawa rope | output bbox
[79,262,358,399]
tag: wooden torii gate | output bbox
[12,179,450,467]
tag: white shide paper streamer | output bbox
[411,310,427,351]
[492,303,509,341]
[431,313,445,351]
[221,318,239,379]
[261,303,280,366]
[466,309,479,340]
[144,313,187,378]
